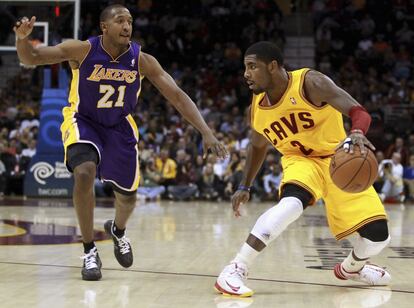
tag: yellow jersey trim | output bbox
[68,69,80,112]
[298,69,330,110]
[99,35,131,62]
[126,114,140,191]
[257,72,293,110]
[126,114,139,141]
[78,40,92,68]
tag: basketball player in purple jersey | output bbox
[14,4,228,281]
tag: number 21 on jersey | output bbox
[97,85,126,108]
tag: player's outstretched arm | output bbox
[139,52,228,159]
[304,70,375,154]
[14,16,88,66]
[232,129,268,217]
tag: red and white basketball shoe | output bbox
[215,262,254,297]
[334,263,391,285]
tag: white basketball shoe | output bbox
[334,263,391,285]
[215,262,254,297]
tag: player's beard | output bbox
[252,87,264,95]
[251,74,270,94]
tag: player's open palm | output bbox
[14,16,36,40]
[231,190,250,217]
[202,133,228,160]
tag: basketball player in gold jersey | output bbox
[215,41,390,297]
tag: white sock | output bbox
[341,250,366,272]
[232,243,260,267]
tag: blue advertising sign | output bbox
[24,69,74,197]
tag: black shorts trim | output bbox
[66,143,99,172]
[280,183,314,209]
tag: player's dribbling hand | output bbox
[13,16,36,40]
[336,132,375,154]
[202,133,229,160]
[231,190,250,217]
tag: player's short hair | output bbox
[100,4,127,22]
[245,41,284,66]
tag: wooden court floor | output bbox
[0,197,413,308]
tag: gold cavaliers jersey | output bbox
[251,68,346,157]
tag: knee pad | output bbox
[353,234,390,259]
[358,219,389,242]
[251,197,303,245]
[280,184,313,209]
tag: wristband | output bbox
[238,185,252,192]
[349,106,371,135]
[350,129,364,135]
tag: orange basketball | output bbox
[329,146,378,193]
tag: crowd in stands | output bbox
[1,0,414,203]
[0,66,41,195]
[312,0,414,202]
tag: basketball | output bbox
[329,146,378,193]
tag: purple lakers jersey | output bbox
[68,36,142,127]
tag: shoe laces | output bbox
[227,262,248,280]
[81,248,99,269]
[116,236,131,255]
[360,265,385,285]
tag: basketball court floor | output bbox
[1,197,413,307]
